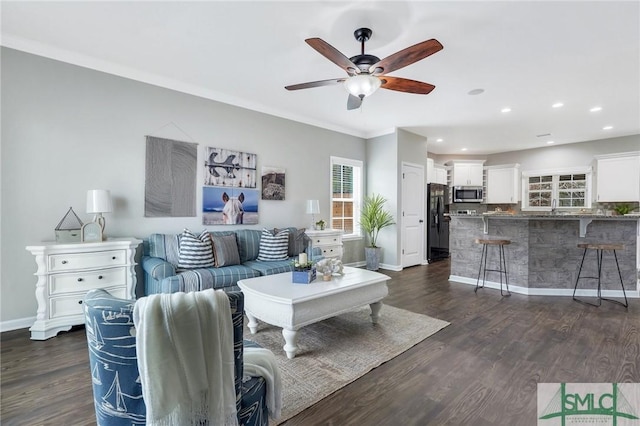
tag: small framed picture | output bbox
[81,222,103,242]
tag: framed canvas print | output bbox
[261,166,285,200]
[204,147,257,188]
[203,187,259,225]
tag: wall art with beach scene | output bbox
[204,147,257,188]
[202,186,259,225]
[261,166,285,200]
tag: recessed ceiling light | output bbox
[590,106,602,112]
[468,88,484,96]
[603,125,613,130]
[461,148,468,151]
[436,138,443,142]
[501,107,512,113]
[552,102,564,108]
[547,141,555,144]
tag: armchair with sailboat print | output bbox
[83,288,270,426]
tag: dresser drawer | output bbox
[49,250,126,272]
[49,268,127,295]
[310,235,342,246]
[49,286,127,319]
[320,246,343,258]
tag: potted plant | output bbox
[360,194,395,270]
[613,203,634,216]
[315,219,326,230]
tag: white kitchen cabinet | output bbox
[26,238,142,340]
[451,161,484,186]
[595,153,640,202]
[485,164,520,204]
[427,159,448,185]
[427,158,435,183]
[305,229,343,260]
[434,165,447,185]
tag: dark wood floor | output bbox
[2,259,638,425]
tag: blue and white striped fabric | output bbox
[177,229,215,271]
[257,228,290,261]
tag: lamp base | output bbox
[93,214,107,240]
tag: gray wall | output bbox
[430,135,639,171]
[485,134,640,169]
[366,132,398,268]
[1,48,366,326]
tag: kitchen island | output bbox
[449,213,639,297]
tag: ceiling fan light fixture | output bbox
[344,74,381,98]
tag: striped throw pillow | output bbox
[257,228,290,261]
[177,229,215,271]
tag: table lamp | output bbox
[87,189,113,234]
[306,199,320,229]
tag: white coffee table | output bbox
[237,266,389,359]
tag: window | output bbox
[522,168,591,210]
[330,157,363,238]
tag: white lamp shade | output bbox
[87,189,113,214]
[344,74,382,98]
[305,199,320,215]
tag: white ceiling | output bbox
[2,1,639,155]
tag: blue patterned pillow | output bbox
[177,229,215,271]
[258,228,290,261]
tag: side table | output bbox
[305,228,343,260]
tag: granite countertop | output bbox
[448,212,640,220]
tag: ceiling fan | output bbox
[285,28,443,110]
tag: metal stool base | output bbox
[475,242,511,297]
[572,247,628,309]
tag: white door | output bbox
[402,162,425,267]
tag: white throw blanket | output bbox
[133,289,238,426]
[244,347,282,419]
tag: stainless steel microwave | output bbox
[453,186,483,203]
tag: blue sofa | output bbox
[83,289,268,426]
[142,228,308,295]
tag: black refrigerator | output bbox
[427,183,450,263]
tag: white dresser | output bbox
[26,238,142,340]
[305,229,343,260]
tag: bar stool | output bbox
[475,238,511,297]
[573,243,628,308]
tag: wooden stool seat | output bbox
[573,242,628,308]
[577,243,624,251]
[475,239,511,246]
[474,238,511,297]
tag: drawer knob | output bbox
[78,300,83,305]
[98,275,103,280]
[112,256,117,260]
[77,278,83,282]
[62,260,68,264]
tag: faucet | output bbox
[551,199,557,215]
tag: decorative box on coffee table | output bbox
[292,267,316,284]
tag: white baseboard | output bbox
[1,316,35,333]
[449,275,640,298]
[344,261,402,272]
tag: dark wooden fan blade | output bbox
[380,76,436,94]
[369,39,443,75]
[306,38,360,75]
[347,94,362,110]
[285,78,346,91]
